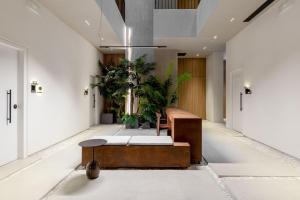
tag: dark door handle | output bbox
[93,94,96,108]
[13,104,18,109]
[7,90,12,124]
[240,92,243,111]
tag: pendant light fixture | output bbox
[99,45,167,49]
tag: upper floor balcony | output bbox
[115,0,201,23]
[155,0,201,9]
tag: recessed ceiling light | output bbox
[230,17,235,22]
[84,20,91,26]
[196,54,200,57]
[203,46,207,50]
[279,0,295,15]
[213,35,218,40]
[26,0,41,16]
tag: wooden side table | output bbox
[79,139,107,179]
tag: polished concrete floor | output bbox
[47,170,232,200]
[0,122,300,200]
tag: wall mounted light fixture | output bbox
[245,87,252,94]
[84,88,89,96]
[31,81,43,94]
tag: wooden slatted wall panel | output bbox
[178,58,206,119]
[103,54,125,66]
[177,0,200,9]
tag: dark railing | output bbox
[115,0,125,21]
[155,0,201,9]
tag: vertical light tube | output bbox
[125,27,133,114]
[127,27,132,61]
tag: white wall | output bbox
[226,0,300,159]
[154,49,178,81]
[95,0,126,44]
[0,0,101,155]
[154,49,178,105]
[154,9,197,38]
[196,0,219,34]
[154,0,220,38]
[206,52,224,123]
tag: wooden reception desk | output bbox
[166,108,202,163]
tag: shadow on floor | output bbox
[58,174,103,196]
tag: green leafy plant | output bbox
[92,56,190,127]
[92,55,155,126]
[122,114,138,128]
[136,63,191,124]
[126,55,156,114]
[92,60,130,119]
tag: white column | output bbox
[125,0,155,114]
[125,0,154,62]
[206,51,225,123]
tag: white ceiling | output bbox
[155,0,276,57]
[40,0,276,57]
[40,0,122,50]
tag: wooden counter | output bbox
[166,108,202,163]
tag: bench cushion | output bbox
[129,136,173,145]
[90,136,131,145]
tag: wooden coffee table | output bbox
[79,139,107,179]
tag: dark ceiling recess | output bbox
[178,53,187,57]
[115,0,125,22]
[244,0,275,22]
[100,45,167,49]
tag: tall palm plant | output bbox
[136,63,191,124]
[93,55,155,121]
[120,55,155,114]
[92,60,130,118]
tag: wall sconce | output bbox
[31,81,43,94]
[84,88,89,96]
[245,87,252,94]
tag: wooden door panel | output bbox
[177,0,200,9]
[178,58,206,119]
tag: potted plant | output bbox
[136,63,191,125]
[122,114,139,129]
[116,55,156,128]
[92,60,129,124]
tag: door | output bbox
[232,70,243,132]
[0,43,18,166]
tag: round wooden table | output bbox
[79,139,107,179]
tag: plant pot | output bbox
[150,123,156,128]
[125,122,139,129]
[141,122,150,129]
[116,117,123,124]
[101,113,113,124]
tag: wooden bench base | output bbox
[82,142,190,168]
[166,108,202,163]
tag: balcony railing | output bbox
[115,0,200,20]
[155,0,201,9]
[115,0,125,21]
